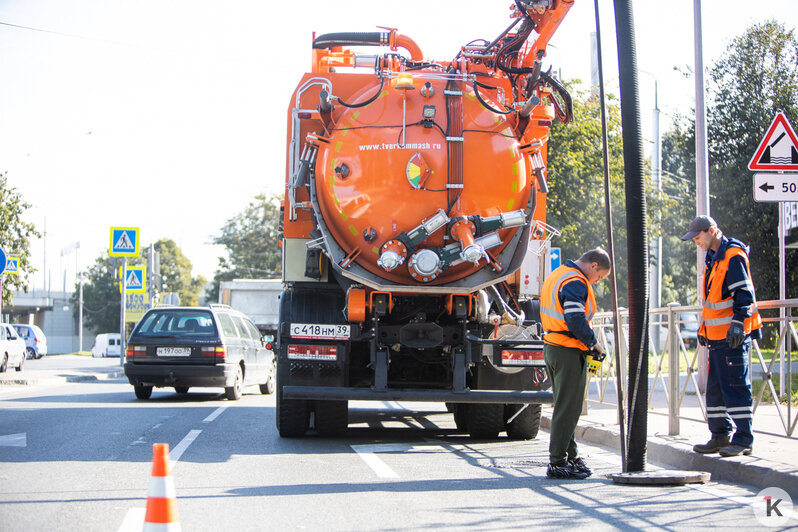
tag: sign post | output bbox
[749,112,798,390]
[110,227,140,366]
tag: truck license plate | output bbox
[157,347,191,357]
[290,323,350,340]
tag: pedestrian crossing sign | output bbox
[4,257,19,275]
[109,227,139,257]
[123,265,146,293]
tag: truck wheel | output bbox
[315,400,348,435]
[276,388,310,437]
[505,403,542,440]
[134,385,153,400]
[467,404,504,439]
[225,365,244,400]
[452,404,468,432]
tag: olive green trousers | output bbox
[544,343,587,465]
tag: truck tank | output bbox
[279,0,574,438]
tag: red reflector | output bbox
[288,344,337,361]
[537,120,552,127]
[298,112,312,119]
[501,349,544,366]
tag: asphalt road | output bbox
[0,367,772,531]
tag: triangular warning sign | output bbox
[114,231,135,250]
[749,112,798,171]
[126,270,142,287]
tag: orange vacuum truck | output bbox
[279,0,574,438]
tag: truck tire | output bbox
[276,388,310,437]
[134,385,153,400]
[452,404,468,432]
[314,400,348,435]
[505,403,542,440]
[467,404,504,439]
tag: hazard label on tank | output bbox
[290,323,350,340]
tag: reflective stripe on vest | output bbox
[700,247,763,340]
[540,265,596,350]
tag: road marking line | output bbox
[203,405,229,423]
[0,433,26,447]
[117,507,145,532]
[351,444,400,478]
[351,443,448,478]
[169,429,202,469]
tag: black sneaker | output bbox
[568,457,592,477]
[546,462,589,480]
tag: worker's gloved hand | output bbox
[726,320,746,349]
[698,334,708,347]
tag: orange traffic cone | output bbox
[144,443,181,531]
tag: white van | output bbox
[91,333,122,357]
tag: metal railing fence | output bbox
[588,299,798,438]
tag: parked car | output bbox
[91,333,122,358]
[0,323,26,372]
[680,312,699,349]
[123,305,275,400]
[13,324,48,359]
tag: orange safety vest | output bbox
[540,264,597,351]
[700,246,762,341]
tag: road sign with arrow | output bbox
[753,173,798,202]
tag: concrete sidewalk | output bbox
[545,376,798,497]
[0,354,124,386]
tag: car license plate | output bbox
[290,323,350,340]
[157,347,191,357]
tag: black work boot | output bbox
[692,435,731,454]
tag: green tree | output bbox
[207,194,282,302]
[76,239,206,329]
[79,255,120,333]
[145,239,207,306]
[663,21,798,305]
[0,172,40,304]
[706,21,798,302]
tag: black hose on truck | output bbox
[613,0,650,473]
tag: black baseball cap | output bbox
[681,215,717,241]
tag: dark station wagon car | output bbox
[124,305,275,400]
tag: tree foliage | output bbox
[76,238,206,330]
[207,194,282,302]
[0,172,40,305]
[145,239,207,306]
[706,20,798,302]
[547,86,669,310]
[664,21,798,305]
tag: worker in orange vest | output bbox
[540,248,611,479]
[682,215,762,457]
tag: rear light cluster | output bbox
[501,349,545,367]
[126,346,146,358]
[288,344,337,361]
[201,346,226,360]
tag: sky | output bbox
[1,0,797,294]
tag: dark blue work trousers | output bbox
[706,338,754,447]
